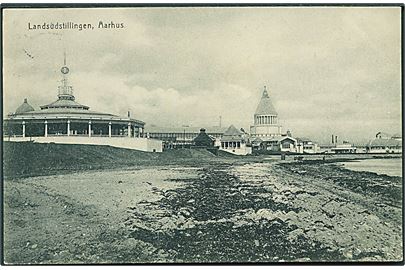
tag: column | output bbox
[67,120,70,136]
[88,121,92,137]
[128,122,131,137]
[44,121,48,137]
[139,127,143,138]
[108,122,112,137]
[136,127,139,138]
[22,121,26,138]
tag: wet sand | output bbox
[3,158,403,263]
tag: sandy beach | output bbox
[3,144,403,263]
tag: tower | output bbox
[40,53,89,111]
[58,52,75,101]
[250,86,282,137]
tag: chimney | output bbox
[24,98,28,103]
[332,134,334,144]
[335,135,338,145]
[127,111,131,118]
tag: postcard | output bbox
[2,4,403,265]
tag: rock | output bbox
[178,207,191,217]
[287,228,305,242]
[256,208,276,221]
[182,219,196,229]
[353,248,362,257]
[343,248,353,259]
[31,244,38,249]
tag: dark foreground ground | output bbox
[2,142,403,264]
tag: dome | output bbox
[255,87,278,115]
[15,98,35,114]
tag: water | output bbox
[339,158,402,177]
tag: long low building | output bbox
[145,125,227,149]
[3,60,162,152]
[366,132,402,153]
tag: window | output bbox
[282,143,291,149]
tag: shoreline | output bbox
[3,150,402,263]
[3,141,402,180]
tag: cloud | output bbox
[3,7,401,144]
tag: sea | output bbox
[339,158,403,177]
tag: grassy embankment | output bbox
[3,141,241,179]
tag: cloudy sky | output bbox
[3,7,401,143]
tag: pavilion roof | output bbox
[255,87,278,116]
[5,109,145,124]
[40,99,89,110]
[221,125,246,141]
[367,138,402,147]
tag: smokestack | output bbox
[332,134,334,144]
[335,135,338,145]
[128,111,131,118]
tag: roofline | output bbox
[4,116,145,125]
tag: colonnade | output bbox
[19,120,144,138]
[221,141,241,149]
[255,115,277,125]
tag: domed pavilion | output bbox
[250,86,282,137]
[4,58,162,152]
[249,86,297,153]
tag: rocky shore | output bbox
[3,146,403,263]
[123,160,402,262]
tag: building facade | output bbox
[296,138,320,154]
[250,86,282,138]
[366,132,402,153]
[249,86,300,153]
[219,125,252,155]
[145,126,227,149]
[4,59,162,152]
